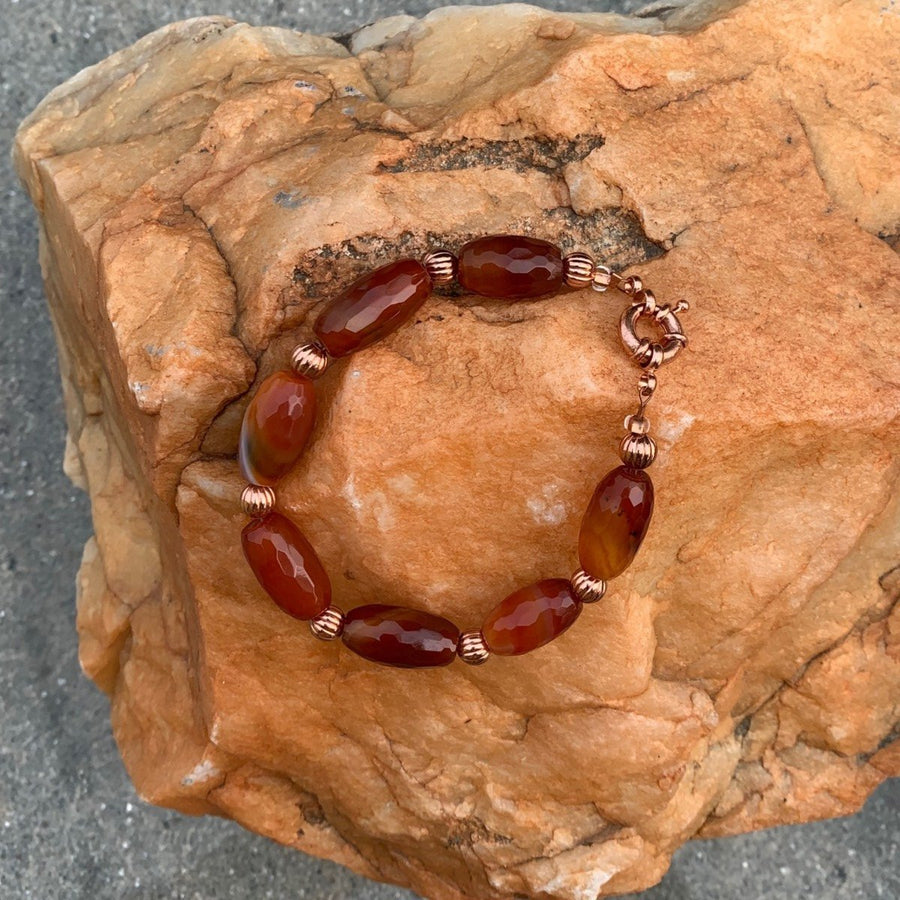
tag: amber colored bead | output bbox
[239,371,316,486]
[481,579,582,656]
[457,234,564,298]
[341,604,460,668]
[313,259,432,357]
[578,466,654,581]
[242,513,331,620]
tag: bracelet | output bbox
[237,235,689,669]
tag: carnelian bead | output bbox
[578,466,654,581]
[313,258,432,357]
[481,579,582,656]
[342,604,460,668]
[239,371,316,486]
[242,513,331,620]
[457,234,564,298]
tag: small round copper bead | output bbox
[291,341,330,379]
[624,413,651,435]
[309,605,345,640]
[241,484,276,518]
[619,433,658,468]
[563,252,595,288]
[457,630,490,665]
[422,249,457,285]
[571,569,607,604]
[591,265,613,293]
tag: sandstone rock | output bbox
[13,0,899,897]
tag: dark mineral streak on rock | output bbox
[377,134,606,175]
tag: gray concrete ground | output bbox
[1,1,897,898]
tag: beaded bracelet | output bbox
[238,235,689,668]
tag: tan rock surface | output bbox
[13,0,900,896]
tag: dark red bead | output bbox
[482,579,582,656]
[341,604,460,668]
[239,370,316,486]
[313,258,432,357]
[242,513,331,620]
[579,466,654,580]
[457,234,563,298]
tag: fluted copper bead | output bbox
[341,604,460,668]
[309,605,345,640]
[242,513,331,620]
[239,371,316,487]
[313,258,432,357]
[457,234,564,298]
[481,579,582,656]
[578,466,654,581]
[241,484,276,518]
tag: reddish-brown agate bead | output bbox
[313,258,432,357]
[457,234,564,298]
[579,466,654,581]
[481,578,582,656]
[342,604,460,668]
[239,371,316,486]
[242,513,331,620]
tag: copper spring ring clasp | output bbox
[619,290,689,369]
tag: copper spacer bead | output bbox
[563,252,595,288]
[422,249,458,285]
[457,630,490,665]
[624,413,651,435]
[591,265,613,292]
[619,433,658,468]
[241,484,276,518]
[309,605,346,640]
[571,569,607,604]
[291,341,330,379]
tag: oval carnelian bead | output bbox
[457,234,564,298]
[481,578,582,656]
[242,513,331,620]
[313,258,432,358]
[578,466,654,581]
[239,371,316,486]
[342,604,460,668]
